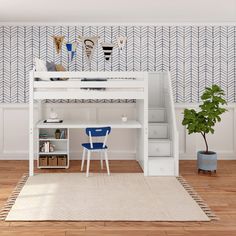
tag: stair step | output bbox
[148,123,168,139]
[148,139,172,157]
[148,157,175,176]
[148,108,166,123]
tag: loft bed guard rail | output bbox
[30,71,148,100]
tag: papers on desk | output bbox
[44,119,63,123]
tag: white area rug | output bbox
[5,173,210,221]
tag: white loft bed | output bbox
[29,71,149,176]
[29,71,179,177]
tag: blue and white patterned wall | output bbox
[0,25,235,103]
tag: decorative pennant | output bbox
[79,36,99,63]
[117,36,127,51]
[52,36,65,54]
[66,42,77,61]
[101,43,115,61]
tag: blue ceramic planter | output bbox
[197,151,217,172]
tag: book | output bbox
[44,141,50,153]
[47,142,50,152]
[60,130,65,139]
[39,133,48,139]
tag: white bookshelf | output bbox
[37,127,69,169]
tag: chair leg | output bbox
[86,151,91,177]
[81,148,86,171]
[100,152,103,170]
[104,151,110,175]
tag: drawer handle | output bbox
[155,148,159,152]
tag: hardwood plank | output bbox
[9,221,100,228]
[66,230,163,236]
[43,232,65,236]
[0,230,43,236]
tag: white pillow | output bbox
[34,58,49,81]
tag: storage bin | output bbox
[57,156,67,166]
[39,156,48,167]
[48,156,58,166]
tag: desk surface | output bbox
[36,120,142,129]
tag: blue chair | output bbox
[81,127,111,177]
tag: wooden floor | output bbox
[0,160,236,236]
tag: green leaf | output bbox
[182,84,227,152]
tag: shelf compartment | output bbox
[39,128,68,140]
[38,155,68,168]
[39,140,68,153]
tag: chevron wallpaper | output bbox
[0,25,236,103]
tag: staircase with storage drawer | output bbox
[148,72,179,176]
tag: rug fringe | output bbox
[177,176,219,221]
[0,173,28,221]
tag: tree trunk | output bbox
[201,133,208,153]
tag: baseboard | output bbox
[180,154,236,160]
[0,153,235,160]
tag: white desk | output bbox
[36,120,142,129]
[36,119,142,169]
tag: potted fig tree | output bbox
[182,85,227,173]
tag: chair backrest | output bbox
[85,127,111,148]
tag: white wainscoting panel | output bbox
[0,103,235,160]
[0,104,29,159]
[175,104,236,160]
[3,107,29,154]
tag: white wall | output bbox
[0,103,235,160]
[0,0,236,23]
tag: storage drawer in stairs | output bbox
[148,140,171,156]
[148,108,166,123]
[148,157,175,176]
[149,123,168,139]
